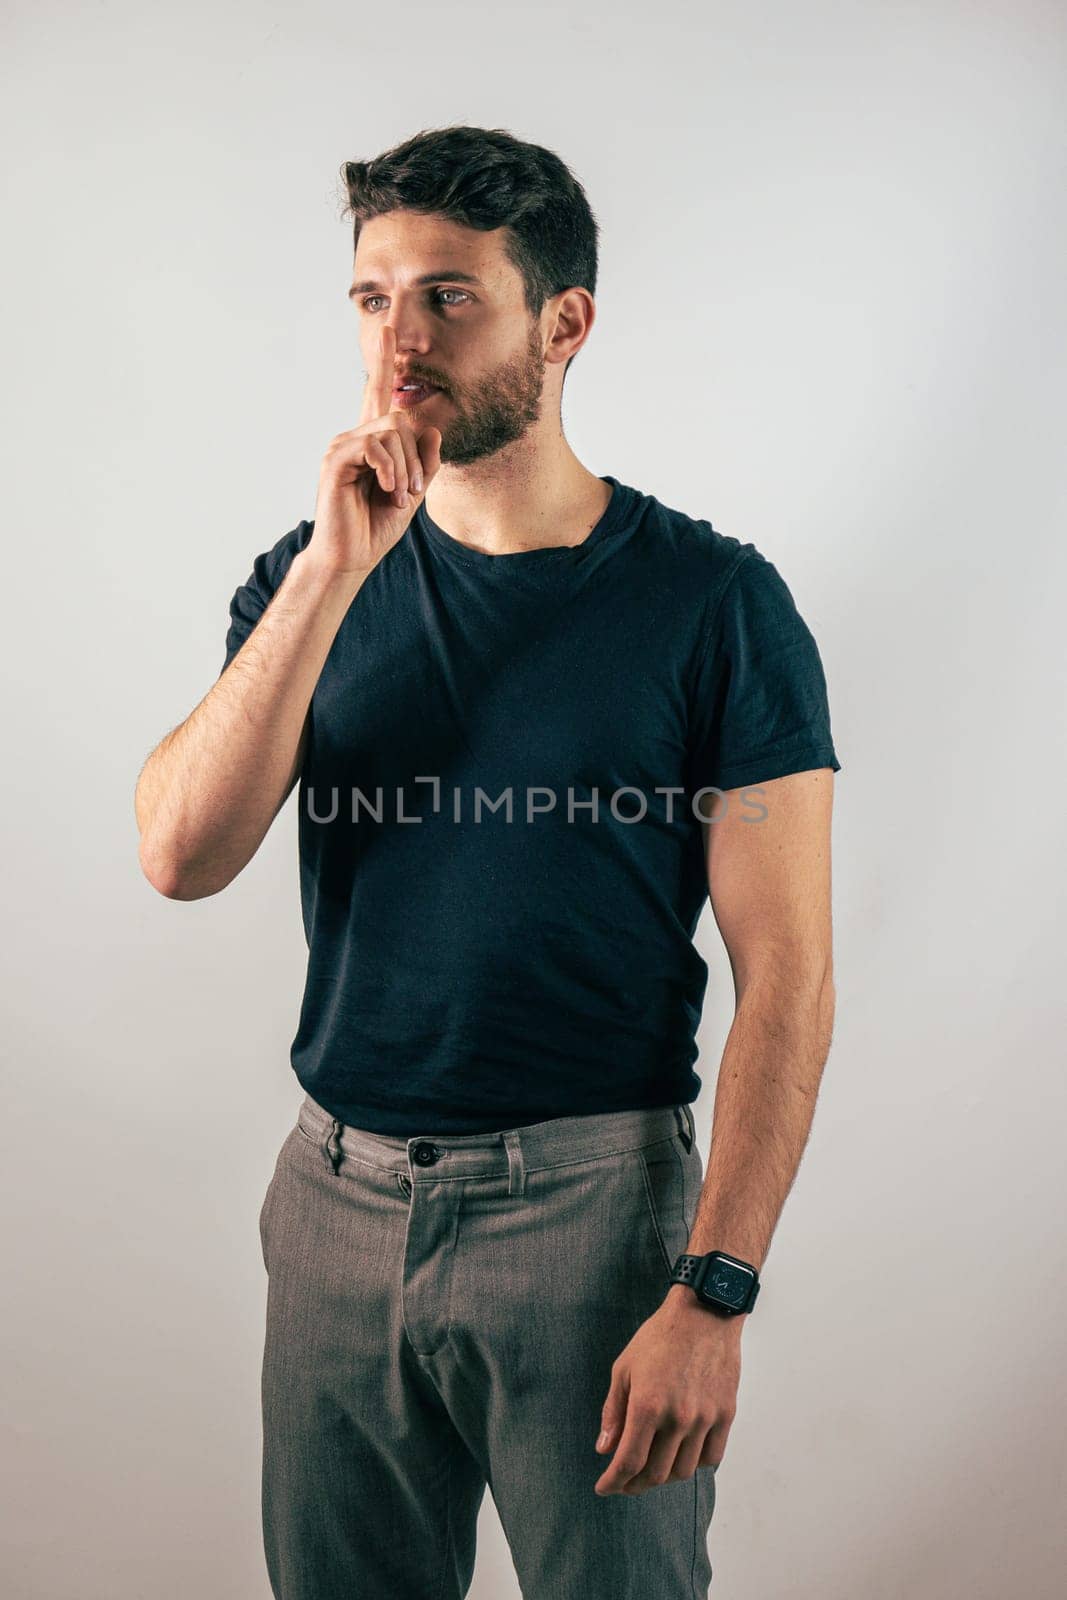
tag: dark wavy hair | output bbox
[338,124,599,385]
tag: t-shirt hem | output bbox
[700,744,841,792]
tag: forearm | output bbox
[665,966,836,1314]
[136,550,365,899]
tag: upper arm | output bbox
[687,541,841,995]
[687,546,841,799]
[221,523,315,823]
[219,520,315,679]
[702,769,836,999]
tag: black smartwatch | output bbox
[670,1250,761,1317]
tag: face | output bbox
[350,210,551,467]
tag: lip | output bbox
[393,384,444,407]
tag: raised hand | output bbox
[306,323,443,577]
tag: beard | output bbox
[427,319,547,467]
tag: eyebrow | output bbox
[348,270,486,300]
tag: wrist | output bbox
[666,1248,761,1324]
[663,1282,747,1328]
[292,545,374,597]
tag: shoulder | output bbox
[257,518,315,587]
[624,482,760,609]
[230,518,315,599]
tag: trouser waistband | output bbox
[296,1092,697,1200]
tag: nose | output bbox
[384,315,431,357]
[383,323,445,391]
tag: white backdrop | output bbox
[3,2,1065,1596]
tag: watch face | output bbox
[700,1259,753,1310]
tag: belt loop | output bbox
[674,1103,694,1153]
[324,1117,343,1175]
[502,1130,526,1198]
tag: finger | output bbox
[699,1427,728,1469]
[594,1411,656,1495]
[375,427,410,506]
[618,1422,683,1494]
[362,435,396,495]
[666,1427,708,1484]
[360,323,395,426]
[394,415,429,496]
[413,425,442,493]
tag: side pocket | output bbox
[258,1176,276,1273]
[637,1140,690,1278]
[679,1133,702,1236]
[258,1125,300,1272]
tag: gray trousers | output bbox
[258,1090,716,1598]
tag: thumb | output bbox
[596,1385,627,1452]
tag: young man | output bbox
[136,125,841,1599]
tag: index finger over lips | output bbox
[359,323,396,426]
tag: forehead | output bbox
[352,210,513,289]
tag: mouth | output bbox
[393,383,444,407]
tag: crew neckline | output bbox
[416,475,635,574]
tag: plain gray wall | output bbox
[3,2,1065,1596]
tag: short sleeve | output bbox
[687,547,841,794]
[218,520,314,677]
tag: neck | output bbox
[423,434,609,557]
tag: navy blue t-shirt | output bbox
[220,475,840,1134]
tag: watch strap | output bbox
[670,1253,707,1291]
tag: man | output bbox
[135,124,841,1599]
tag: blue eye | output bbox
[360,289,470,311]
